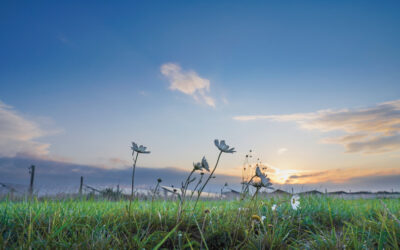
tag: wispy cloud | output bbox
[234,100,400,154]
[0,101,54,157]
[161,63,215,107]
[277,148,288,155]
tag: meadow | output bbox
[1,196,399,249]
[1,140,399,249]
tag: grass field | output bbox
[1,196,399,249]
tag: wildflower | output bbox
[291,195,300,210]
[131,142,150,154]
[130,141,150,198]
[193,163,202,170]
[261,215,266,221]
[201,156,210,171]
[271,204,277,211]
[251,214,261,222]
[193,156,210,171]
[250,166,273,190]
[214,139,236,153]
[256,166,272,187]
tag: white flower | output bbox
[131,142,150,154]
[214,139,236,153]
[201,156,210,171]
[261,215,266,221]
[193,156,210,171]
[193,162,202,170]
[291,195,300,210]
[254,166,273,189]
[271,204,277,211]
[255,166,263,177]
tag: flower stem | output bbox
[131,153,139,200]
[190,174,204,200]
[182,169,195,201]
[194,150,223,209]
[251,187,261,201]
[177,168,196,221]
[241,175,256,200]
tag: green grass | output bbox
[1,196,399,249]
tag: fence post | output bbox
[28,165,35,197]
[79,176,84,195]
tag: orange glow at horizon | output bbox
[220,164,400,186]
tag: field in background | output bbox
[1,196,399,249]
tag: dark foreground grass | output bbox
[1,196,399,249]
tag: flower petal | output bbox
[214,139,220,148]
[202,156,210,171]
[256,166,263,177]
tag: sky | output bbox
[1,1,400,192]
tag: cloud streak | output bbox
[277,148,288,155]
[285,167,400,187]
[234,100,400,154]
[0,101,53,157]
[161,63,215,107]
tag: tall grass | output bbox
[1,196,399,249]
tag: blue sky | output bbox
[1,1,400,190]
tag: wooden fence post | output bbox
[28,165,35,197]
[79,176,84,195]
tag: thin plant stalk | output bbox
[177,169,196,222]
[251,187,261,201]
[151,181,161,203]
[131,153,139,200]
[146,180,162,236]
[194,151,223,209]
[241,175,256,200]
[190,174,204,200]
[181,169,196,201]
